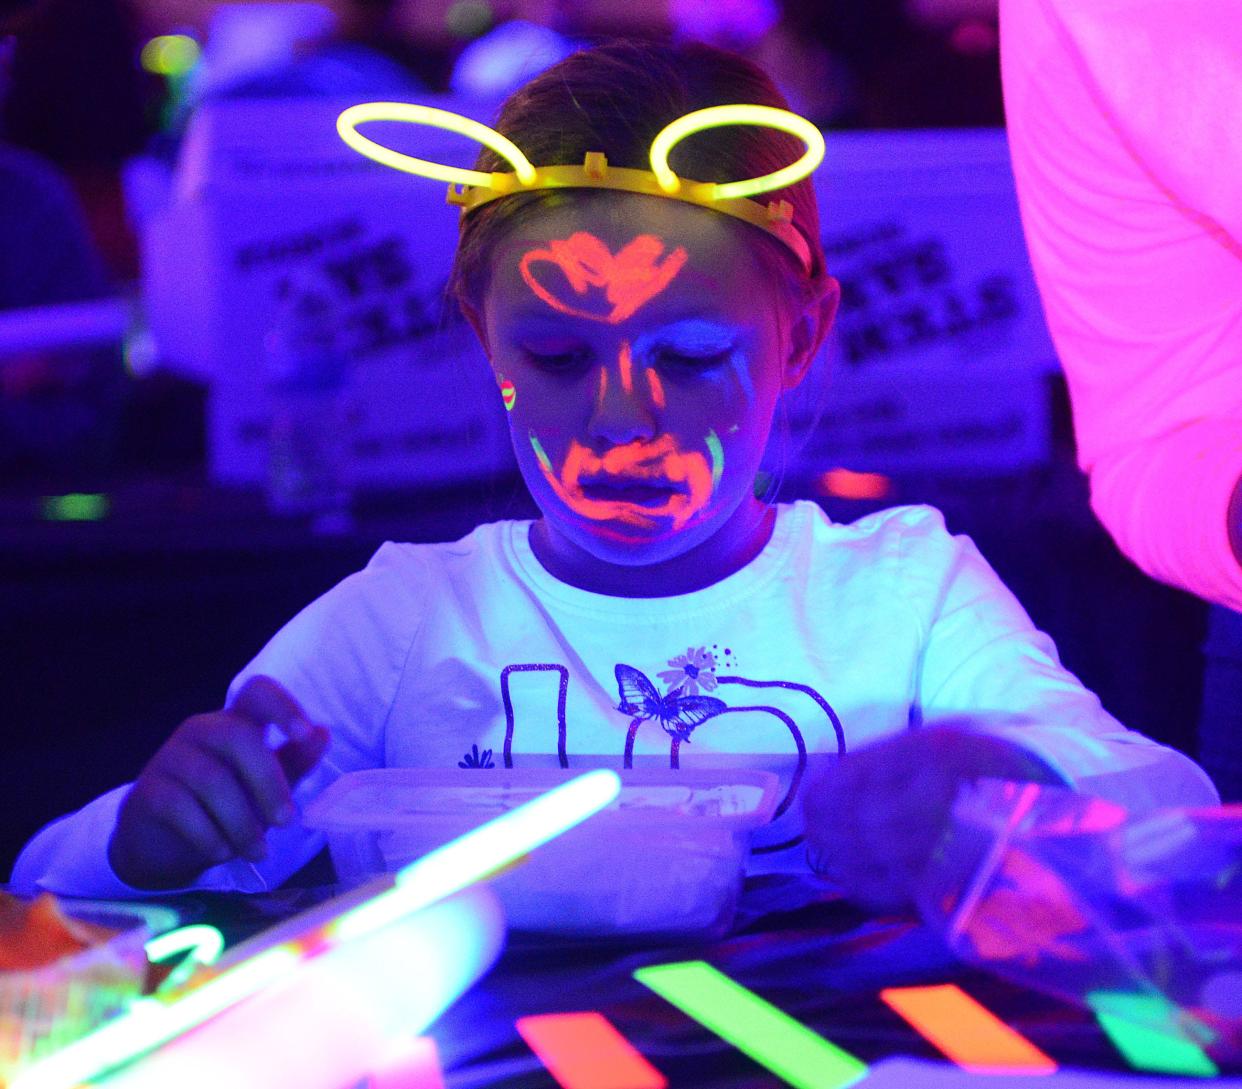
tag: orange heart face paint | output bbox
[531,432,714,536]
[519,233,688,324]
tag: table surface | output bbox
[117,873,1242,1088]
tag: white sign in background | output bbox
[800,130,1058,475]
[143,95,513,489]
[143,110,1057,486]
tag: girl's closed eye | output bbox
[636,321,739,375]
[520,342,594,372]
[651,345,733,371]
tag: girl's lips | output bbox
[578,478,683,505]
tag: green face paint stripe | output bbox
[1087,993,1219,1077]
[634,962,867,1089]
[529,431,553,473]
[705,429,724,490]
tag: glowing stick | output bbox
[648,106,825,201]
[879,985,1057,1073]
[11,947,302,1089]
[333,768,620,943]
[336,103,537,188]
[41,493,109,522]
[517,1012,667,1089]
[14,771,619,1089]
[140,34,199,77]
[368,1036,446,1089]
[145,925,227,993]
[1087,992,1219,1077]
[63,890,502,1089]
[634,961,867,1089]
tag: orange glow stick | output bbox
[879,985,1057,1074]
[516,1012,667,1089]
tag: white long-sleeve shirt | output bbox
[1000,0,1242,610]
[13,502,1218,897]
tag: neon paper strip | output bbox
[517,1012,666,1089]
[634,961,866,1089]
[1088,992,1219,1078]
[879,985,1057,1073]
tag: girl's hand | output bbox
[107,676,330,890]
[801,727,1063,912]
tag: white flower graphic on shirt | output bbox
[656,646,718,696]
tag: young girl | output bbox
[14,40,1218,910]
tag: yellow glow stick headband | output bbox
[336,102,824,275]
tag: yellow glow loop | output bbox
[336,102,538,188]
[648,104,825,200]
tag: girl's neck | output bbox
[528,499,778,598]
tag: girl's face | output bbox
[475,193,830,591]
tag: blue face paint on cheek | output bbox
[727,349,755,403]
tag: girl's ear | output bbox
[782,275,841,390]
[459,297,493,359]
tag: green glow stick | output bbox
[13,770,621,1089]
[40,493,110,521]
[12,948,301,1089]
[634,961,868,1089]
[1087,991,1219,1078]
[145,925,227,993]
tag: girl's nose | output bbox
[586,344,660,447]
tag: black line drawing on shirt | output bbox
[500,663,569,768]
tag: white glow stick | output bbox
[12,770,620,1089]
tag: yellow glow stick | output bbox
[648,105,825,200]
[12,770,621,1089]
[336,102,537,188]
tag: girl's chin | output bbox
[546,508,718,562]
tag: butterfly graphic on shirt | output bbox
[614,662,727,743]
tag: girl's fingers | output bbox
[276,725,331,787]
[162,742,270,860]
[184,713,298,829]
[142,774,234,868]
[230,674,315,743]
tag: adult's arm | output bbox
[999,0,1242,611]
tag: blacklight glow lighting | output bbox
[633,961,867,1089]
[879,984,1057,1073]
[12,771,620,1089]
[516,1012,667,1089]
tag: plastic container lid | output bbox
[304,767,780,938]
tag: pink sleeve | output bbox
[999,0,1242,611]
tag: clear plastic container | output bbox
[304,767,780,939]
